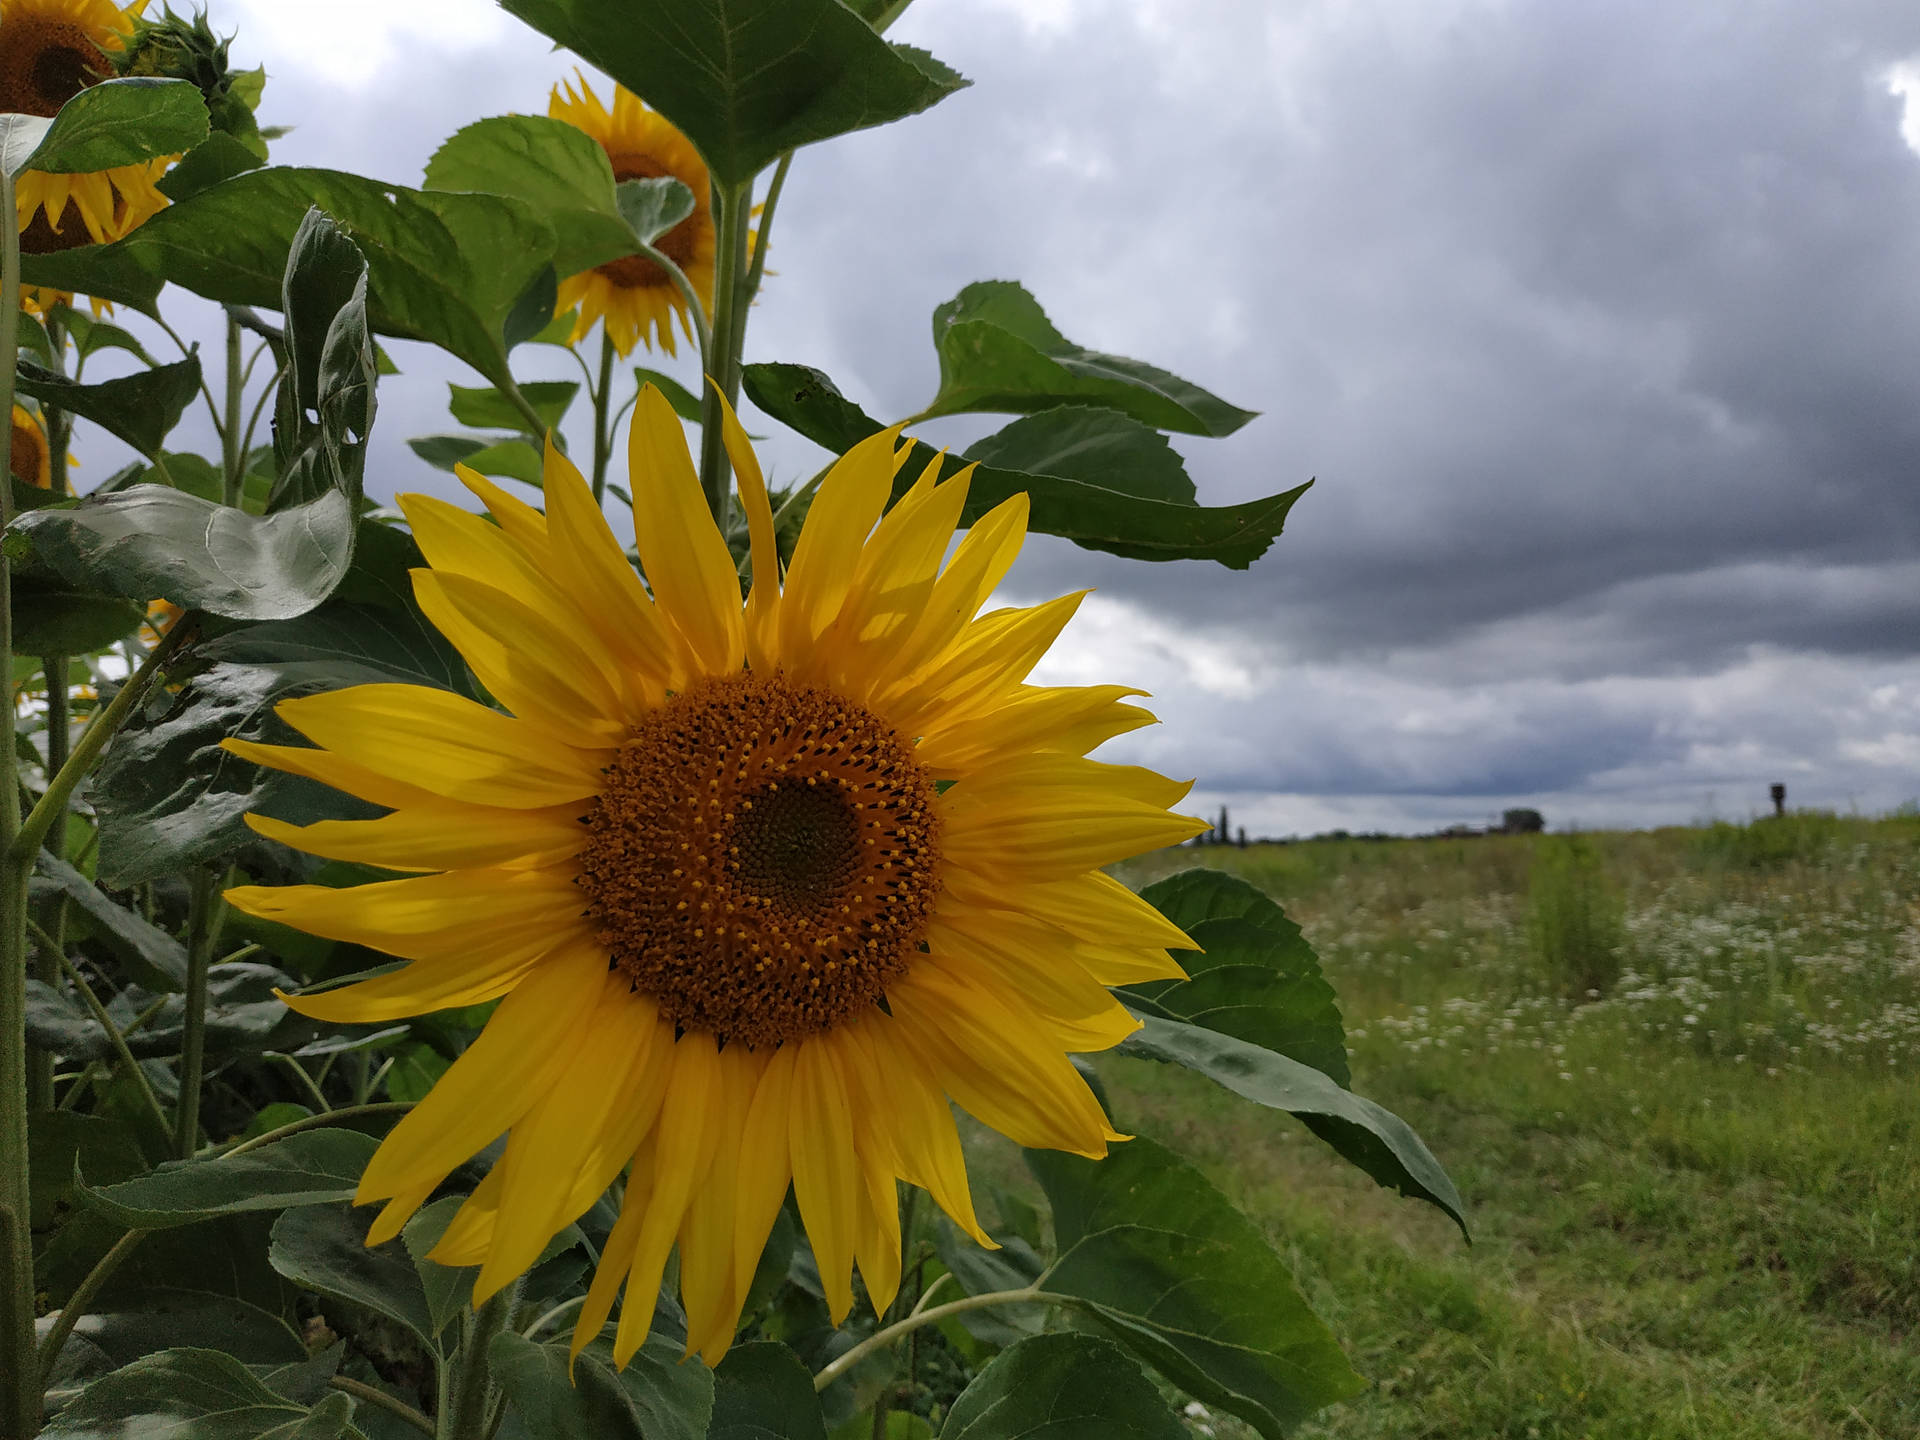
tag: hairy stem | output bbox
[43,937,170,1141]
[329,1378,436,1438]
[174,869,222,1158]
[590,328,615,505]
[34,1228,145,1393]
[26,656,68,1111]
[443,1284,517,1440]
[221,312,244,507]
[812,1287,1045,1392]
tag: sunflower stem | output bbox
[42,936,171,1143]
[221,310,244,507]
[696,176,754,522]
[741,153,790,308]
[175,868,224,1158]
[811,1286,1045,1392]
[34,1227,146,1394]
[590,328,615,505]
[444,1283,517,1440]
[26,655,69,1112]
[328,1377,435,1438]
[0,158,46,1440]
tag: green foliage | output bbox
[709,1343,830,1440]
[489,1330,716,1440]
[1528,834,1626,997]
[13,356,202,457]
[447,379,576,436]
[10,78,210,177]
[496,0,967,187]
[942,1334,1186,1440]
[270,208,377,510]
[37,1348,357,1440]
[744,364,1309,568]
[78,1130,377,1229]
[1693,810,1852,869]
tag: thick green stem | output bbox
[26,658,67,1111]
[221,312,244,507]
[2,160,45,1440]
[442,1284,517,1440]
[741,154,791,309]
[174,870,221,1158]
[695,178,754,521]
[590,328,615,505]
[34,1227,145,1393]
[9,615,196,870]
[812,1287,1045,1392]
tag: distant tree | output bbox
[1503,807,1545,834]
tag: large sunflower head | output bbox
[5,0,174,252]
[9,403,53,490]
[548,74,714,358]
[224,393,1207,1370]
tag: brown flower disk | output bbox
[577,672,942,1047]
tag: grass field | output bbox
[1107,815,1920,1439]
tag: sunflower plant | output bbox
[1,3,1467,1438]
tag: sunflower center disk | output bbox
[577,673,943,1048]
[600,153,698,288]
[0,22,103,116]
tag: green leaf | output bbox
[13,355,201,457]
[617,175,695,245]
[1029,1137,1363,1439]
[1117,1015,1468,1237]
[271,208,377,512]
[743,363,1308,569]
[635,368,703,424]
[90,524,471,886]
[934,1218,1045,1346]
[400,1196,475,1343]
[1126,869,1349,1085]
[39,1348,355,1440]
[925,282,1254,436]
[59,309,156,364]
[158,129,268,202]
[269,1203,439,1351]
[448,380,576,435]
[26,964,313,1063]
[497,0,966,188]
[8,484,357,619]
[423,114,636,278]
[28,1112,143,1230]
[965,406,1193,503]
[80,1128,378,1230]
[7,573,145,655]
[381,1043,448,1105]
[19,77,210,176]
[942,1334,1185,1440]
[407,435,544,486]
[51,1292,307,1369]
[709,1343,827,1440]
[0,115,53,179]
[490,1330,714,1440]
[33,848,189,991]
[22,167,560,393]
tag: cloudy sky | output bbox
[104,0,1920,835]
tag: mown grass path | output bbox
[1108,819,1920,1439]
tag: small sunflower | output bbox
[549,75,715,358]
[4,0,174,256]
[224,390,1207,1369]
[9,404,53,490]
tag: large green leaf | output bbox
[8,484,356,619]
[708,1343,827,1440]
[90,522,469,887]
[423,114,636,278]
[1029,1138,1363,1439]
[743,363,1307,569]
[32,849,189,991]
[1125,869,1349,1085]
[6,572,145,655]
[942,1334,1185,1440]
[269,1203,438,1351]
[25,963,312,1063]
[497,0,966,188]
[489,1330,714,1440]
[934,1218,1045,1346]
[616,176,696,246]
[447,380,576,435]
[399,1196,475,1344]
[21,167,559,391]
[17,77,209,176]
[39,1348,356,1440]
[966,405,1194,502]
[925,282,1254,436]
[1117,1015,1467,1237]
[48,1293,307,1371]
[407,435,543,486]
[13,355,202,457]
[27,1112,144,1231]
[271,208,377,512]
[80,1129,378,1230]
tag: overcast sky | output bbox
[105,0,1920,834]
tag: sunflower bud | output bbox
[113,4,267,154]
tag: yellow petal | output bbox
[728,1043,796,1310]
[412,570,628,747]
[942,867,1197,957]
[455,465,553,560]
[788,1038,860,1324]
[916,685,1154,776]
[712,385,782,672]
[276,685,608,808]
[678,1042,763,1361]
[842,1019,989,1246]
[627,385,743,678]
[220,738,446,812]
[243,800,586,875]
[884,593,1088,738]
[573,1159,652,1361]
[355,936,607,1202]
[778,425,906,666]
[397,491,573,628]
[429,1161,506,1267]
[927,911,1124,1033]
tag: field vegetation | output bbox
[1105,814,1920,1438]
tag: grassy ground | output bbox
[1105,816,1920,1439]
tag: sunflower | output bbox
[9,404,53,490]
[548,75,715,358]
[4,0,173,256]
[223,390,1206,1369]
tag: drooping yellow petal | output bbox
[627,385,743,678]
[355,937,608,1204]
[243,801,586,875]
[941,755,1207,880]
[777,425,907,666]
[788,1037,861,1324]
[219,737,448,813]
[397,491,574,629]
[916,684,1155,776]
[942,867,1197,958]
[455,466,553,560]
[276,685,609,808]
[712,386,782,672]
[677,1042,763,1361]
[573,1157,652,1361]
[883,592,1089,737]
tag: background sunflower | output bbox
[7,404,53,490]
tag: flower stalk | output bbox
[695,176,754,520]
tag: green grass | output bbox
[1105,819,1920,1439]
